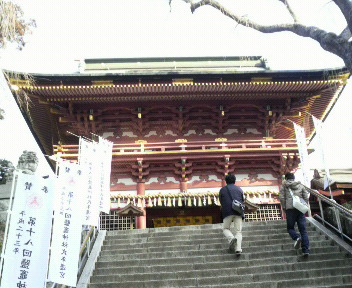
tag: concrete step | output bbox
[105,220,286,237]
[101,235,324,251]
[98,244,341,262]
[103,227,317,245]
[100,239,332,256]
[88,221,352,288]
[94,253,349,283]
[93,257,352,277]
[106,223,311,239]
[88,270,352,287]
[95,250,349,269]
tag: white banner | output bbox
[312,116,331,189]
[293,123,311,186]
[98,137,113,213]
[1,174,54,288]
[78,139,100,226]
[48,161,85,287]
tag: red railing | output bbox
[53,138,299,156]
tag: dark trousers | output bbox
[286,209,310,253]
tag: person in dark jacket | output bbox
[279,172,310,256]
[219,174,244,254]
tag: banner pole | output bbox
[45,157,61,287]
[0,170,19,280]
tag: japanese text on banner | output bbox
[98,137,113,213]
[79,139,100,226]
[48,161,85,287]
[1,174,54,288]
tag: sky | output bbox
[0,0,351,175]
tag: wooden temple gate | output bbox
[8,56,348,229]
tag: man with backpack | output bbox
[219,174,245,254]
[279,172,310,256]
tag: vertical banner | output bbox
[98,137,113,213]
[293,122,311,186]
[1,174,54,288]
[79,139,100,226]
[312,116,331,189]
[48,161,84,287]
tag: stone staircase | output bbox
[88,220,352,288]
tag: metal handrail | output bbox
[306,186,352,216]
[305,185,352,242]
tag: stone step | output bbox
[93,257,352,277]
[95,250,349,270]
[105,222,286,235]
[101,235,324,251]
[98,245,341,262]
[100,239,332,256]
[89,221,352,288]
[104,227,317,244]
[105,220,286,237]
[96,252,351,271]
[104,225,314,241]
[89,268,352,287]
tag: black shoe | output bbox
[235,250,242,255]
[294,238,302,250]
[229,238,237,252]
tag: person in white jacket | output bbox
[279,172,310,256]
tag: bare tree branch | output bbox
[332,0,352,34]
[278,0,300,23]
[189,0,352,70]
[339,25,352,40]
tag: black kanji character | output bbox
[16,281,27,288]
[18,269,28,280]
[20,259,30,269]
[24,182,32,190]
[24,239,33,246]
[42,186,48,193]
[26,228,35,237]
[28,217,36,226]
[22,249,32,257]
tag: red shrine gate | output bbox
[8,56,349,229]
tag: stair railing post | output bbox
[333,204,344,240]
[318,197,325,227]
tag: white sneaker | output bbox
[294,238,302,249]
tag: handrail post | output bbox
[333,206,344,239]
[318,197,325,227]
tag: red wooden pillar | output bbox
[180,180,188,192]
[136,182,146,229]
